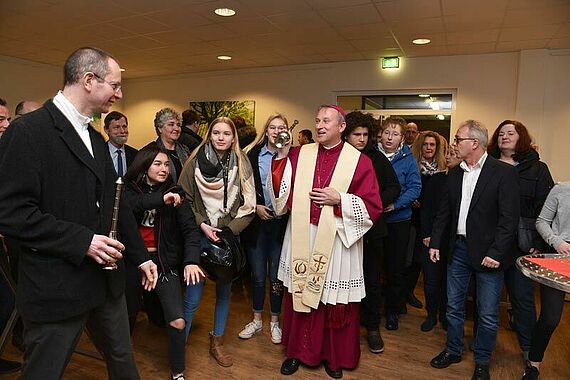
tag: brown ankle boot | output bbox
[209,332,233,367]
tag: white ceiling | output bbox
[1,0,569,78]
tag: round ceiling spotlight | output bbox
[214,8,236,17]
[217,55,232,61]
[412,38,431,45]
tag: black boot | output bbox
[407,293,423,309]
[366,329,384,353]
[421,313,437,332]
[385,313,399,330]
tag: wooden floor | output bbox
[3,280,569,379]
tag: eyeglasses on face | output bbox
[453,137,477,144]
[382,129,401,138]
[92,73,122,93]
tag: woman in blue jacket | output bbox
[375,116,421,330]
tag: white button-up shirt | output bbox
[52,91,94,157]
[457,152,488,236]
[107,142,126,175]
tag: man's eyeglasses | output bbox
[92,73,122,93]
[453,137,477,144]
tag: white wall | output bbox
[0,55,62,112]
[515,49,570,181]
[1,49,567,180]
[121,52,519,150]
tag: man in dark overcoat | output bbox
[0,47,157,379]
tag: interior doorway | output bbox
[337,92,455,143]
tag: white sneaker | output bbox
[238,320,262,339]
[270,321,282,344]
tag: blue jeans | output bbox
[184,236,232,337]
[504,263,536,352]
[446,240,503,365]
[247,218,286,315]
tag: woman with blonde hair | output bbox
[410,131,449,332]
[238,113,290,344]
[178,117,256,367]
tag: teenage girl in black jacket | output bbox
[124,142,201,380]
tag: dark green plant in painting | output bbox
[190,100,255,137]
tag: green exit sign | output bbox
[382,56,399,69]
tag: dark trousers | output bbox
[0,275,14,340]
[384,219,411,315]
[528,284,566,362]
[22,293,139,380]
[153,270,185,374]
[361,236,384,330]
[247,218,286,315]
[504,264,536,352]
[422,244,447,317]
[405,229,422,297]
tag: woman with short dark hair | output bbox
[488,120,554,362]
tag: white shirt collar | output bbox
[322,140,342,150]
[53,91,93,129]
[460,152,487,172]
[108,141,125,153]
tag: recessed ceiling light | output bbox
[418,94,430,98]
[214,8,236,17]
[412,38,431,45]
[217,55,232,61]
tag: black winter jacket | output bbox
[125,178,201,273]
[364,145,400,239]
[489,148,554,254]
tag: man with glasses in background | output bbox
[428,120,519,380]
[0,47,157,379]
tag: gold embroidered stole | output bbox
[290,143,360,312]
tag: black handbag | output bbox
[200,227,246,284]
[518,217,544,253]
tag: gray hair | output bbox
[64,47,117,86]
[461,119,488,148]
[154,107,180,136]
